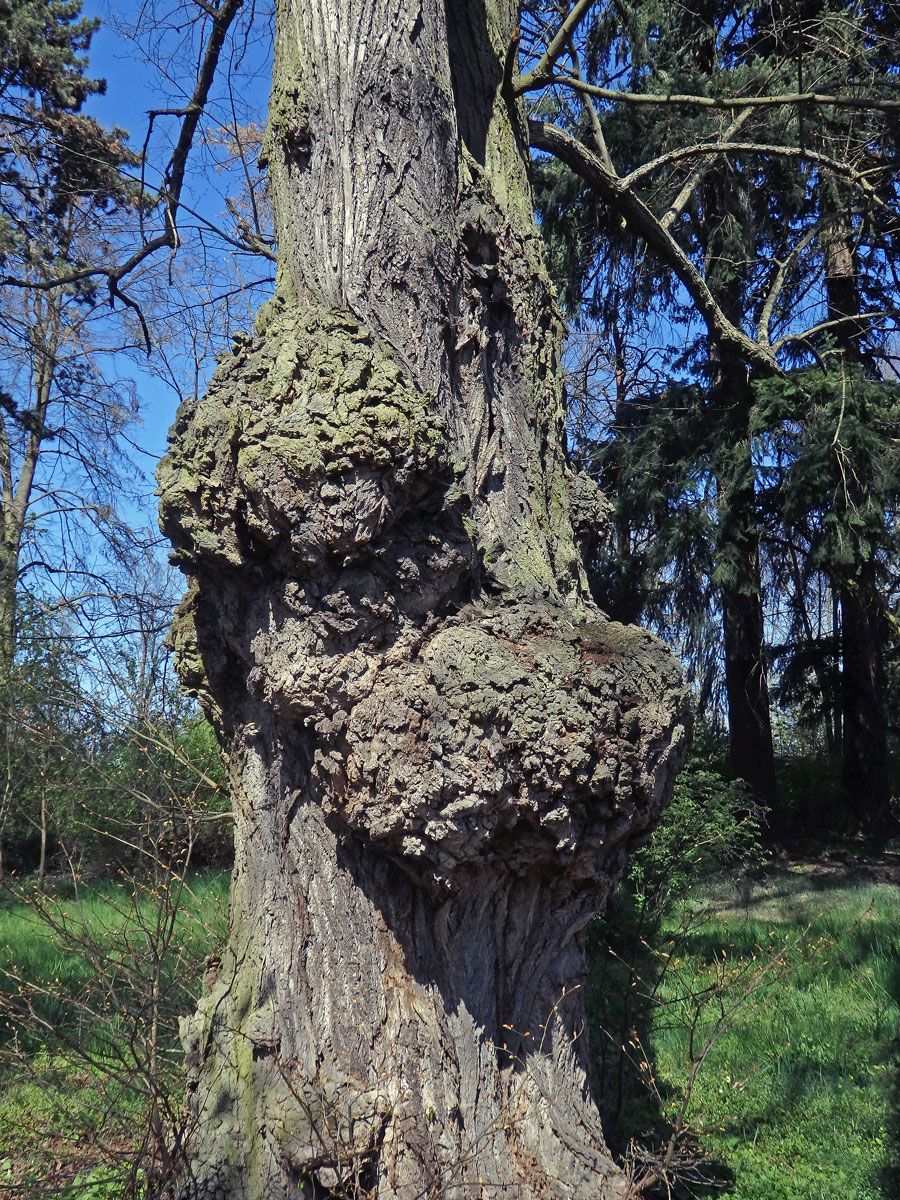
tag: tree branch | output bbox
[161,0,244,243]
[516,0,597,93]
[520,73,900,112]
[659,108,753,231]
[529,120,779,375]
[0,0,246,345]
[623,141,896,217]
[756,215,837,347]
[772,311,894,354]
[568,36,616,175]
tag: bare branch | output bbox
[659,108,753,232]
[162,0,245,241]
[568,35,616,175]
[529,119,780,375]
[624,141,896,217]
[757,215,837,347]
[516,0,598,93]
[772,311,895,354]
[108,274,153,354]
[0,0,246,331]
[520,73,900,112]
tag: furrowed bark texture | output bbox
[158,3,688,1197]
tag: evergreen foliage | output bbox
[529,0,900,834]
[0,0,138,277]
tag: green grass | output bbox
[608,870,900,1199]
[3,865,898,1197]
[0,870,230,1196]
[0,869,230,970]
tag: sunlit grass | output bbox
[0,870,230,1196]
[644,876,900,1199]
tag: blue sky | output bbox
[78,3,273,483]
[86,12,175,474]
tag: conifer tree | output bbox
[525,0,900,834]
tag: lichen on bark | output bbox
[159,3,689,1197]
[159,303,454,576]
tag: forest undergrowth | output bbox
[589,757,900,1200]
[0,782,898,1199]
[0,872,230,1198]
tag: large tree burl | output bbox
[159,305,687,895]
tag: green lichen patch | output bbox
[318,598,689,888]
[167,578,217,713]
[244,307,447,481]
[157,304,451,572]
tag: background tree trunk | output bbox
[721,557,778,813]
[697,155,778,820]
[824,224,894,841]
[839,576,892,839]
[711,353,778,818]
[159,3,688,1197]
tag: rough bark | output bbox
[158,3,688,1197]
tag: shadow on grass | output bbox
[874,952,900,1199]
[708,860,900,922]
[588,873,900,1199]
[586,902,735,1197]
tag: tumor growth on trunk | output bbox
[157,2,688,1196]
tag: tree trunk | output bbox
[158,4,688,1197]
[698,155,778,819]
[824,224,894,841]
[721,558,778,812]
[833,588,842,758]
[839,576,892,840]
[37,783,47,889]
[712,360,778,817]
[0,544,18,683]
